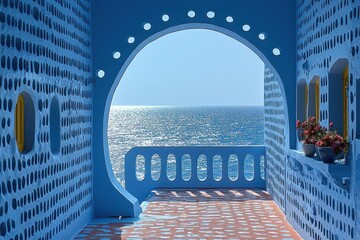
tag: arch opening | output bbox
[15,92,35,154]
[329,58,349,137]
[309,76,320,121]
[297,79,308,122]
[92,22,292,218]
[108,29,264,185]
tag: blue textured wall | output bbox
[0,0,93,239]
[290,0,360,239]
[4,0,360,239]
[264,66,287,211]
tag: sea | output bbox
[108,106,264,186]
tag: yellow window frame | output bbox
[343,65,349,139]
[315,78,320,121]
[305,84,309,120]
[15,94,25,152]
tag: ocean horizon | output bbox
[108,105,265,186]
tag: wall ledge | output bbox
[287,149,351,191]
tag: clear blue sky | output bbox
[112,29,264,106]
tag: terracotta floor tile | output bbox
[75,189,302,240]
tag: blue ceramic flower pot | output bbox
[302,143,316,157]
[316,146,336,163]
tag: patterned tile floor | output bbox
[75,189,302,239]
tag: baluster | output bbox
[238,153,245,182]
[191,153,197,182]
[253,154,261,181]
[206,154,212,182]
[160,153,167,181]
[144,153,152,181]
[174,154,181,181]
[222,153,229,182]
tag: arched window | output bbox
[342,65,349,139]
[309,76,320,121]
[15,94,25,152]
[15,92,35,153]
[329,59,349,138]
[297,79,308,122]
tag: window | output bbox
[297,79,308,122]
[15,94,24,152]
[342,65,349,139]
[309,76,320,121]
[15,92,35,153]
[329,59,349,138]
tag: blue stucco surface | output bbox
[0,0,93,239]
[1,0,360,239]
[291,1,360,239]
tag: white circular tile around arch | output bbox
[97,70,105,78]
[128,37,135,44]
[207,11,215,19]
[273,48,281,56]
[242,25,251,31]
[258,33,267,40]
[162,14,170,22]
[226,16,234,23]
[143,23,151,31]
[188,10,196,18]
[113,51,121,59]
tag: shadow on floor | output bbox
[75,189,302,240]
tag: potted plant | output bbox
[296,117,324,157]
[315,127,349,163]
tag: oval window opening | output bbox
[244,154,254,181]
[151,154,161,181]
[228,154,239,181]
[136,155,145,181]
[213,154,222,181]
[50,97,60,155]
[197,154,207,181]
[15,92,35,154]
[182,154,191,181]
[167,154,176,181]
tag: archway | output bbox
[91,1,296,217]
[329,58,349,137]
[309,76,320,121]
[296,79,308,122]
[108,28,265,186]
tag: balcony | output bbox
[75,146,301,239]
[124,146,266,202]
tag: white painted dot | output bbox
[242,24,251,31]
[258,33,267,40]
[207,11,215,18]
[273,48,281,56]
[143,23,151,31]
[188,10,196,18]
[162,14,169,22]
[97,70,105,78]
[226,16,233,23]
[128,36,135,44]
[113,51,121,59]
